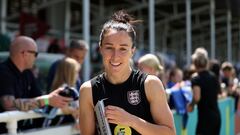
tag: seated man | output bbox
[0,36,72,133]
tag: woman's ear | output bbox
[99,44,102,55]
[131,47,136,56]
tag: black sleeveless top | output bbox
[91,70,154,135]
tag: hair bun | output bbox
[111,10,133,24]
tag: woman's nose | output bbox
[111,50,120,60]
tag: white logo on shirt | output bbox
[127,90,141,105]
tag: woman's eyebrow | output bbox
[119,44,129,47]
[103,43,129,47]
[104,42,113,45]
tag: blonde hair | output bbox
[192,47,208,69]
[138,54,163,73]
[51,57,80,90]
[193,47,208,58]
[221,61,233,71]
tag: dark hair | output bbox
[70,40,88,50]
[99,10,140,48]
[169,67,181,80]
[209,59,220,78]
[183,64,196,80]
[221,61,233,71]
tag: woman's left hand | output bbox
[105,105,136,126]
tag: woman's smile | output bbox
[110,62,121,67]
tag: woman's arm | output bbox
[187,85,201,112]
[133,75,176,135]
[79,81,96,135]
[105,75,176,135]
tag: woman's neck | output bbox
[105,67,132,84]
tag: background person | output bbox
[187,47,221,135]
[50,57,80,129]
[0,36,72,133]
[47,39,88,91]
[166,67,183,89]
[79,10,175,135]
[51,57,80,90]
[221,61,240,111]
[137,53,164,76]
[137,53,166,87]
[166,67,192,129]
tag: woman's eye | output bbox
[120,48,127,51]
[105,47,113,50]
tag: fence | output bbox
[0,97,235,135]
[0,109,79,135]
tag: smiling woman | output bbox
[100,30,135,80]
[79,10,176,135]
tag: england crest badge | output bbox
[127,90,141,105]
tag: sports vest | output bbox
[91,70,154,135]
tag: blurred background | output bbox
[0,0,240,134]
[0,0,240,80]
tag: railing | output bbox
[0,110,80,135]
[0,97,235,135]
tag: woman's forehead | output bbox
[103,30,132,44]
[104,29,129,37]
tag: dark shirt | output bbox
[47,59,81,92]
[191,70,221,135]
[0,58,41,112]
[91,70,154,135]
[0,58,42,133]
[221,77,229,87]
[221,76,239,111]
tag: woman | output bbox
[221,61,239,111]
[79,10,175,135]
[137,54,164,76]
[166,67,183,89]
[137,53,167,89]
[50,57,80,128]
[187,48,221,135]
[51,57,80,90]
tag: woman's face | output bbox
[100,29,135,74]
[174,70,183,83]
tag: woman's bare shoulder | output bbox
[145,75,162,85]
[80,80,92,90]
[144,75,166,102]
[80,81,92,98]
[79,80,94,107]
